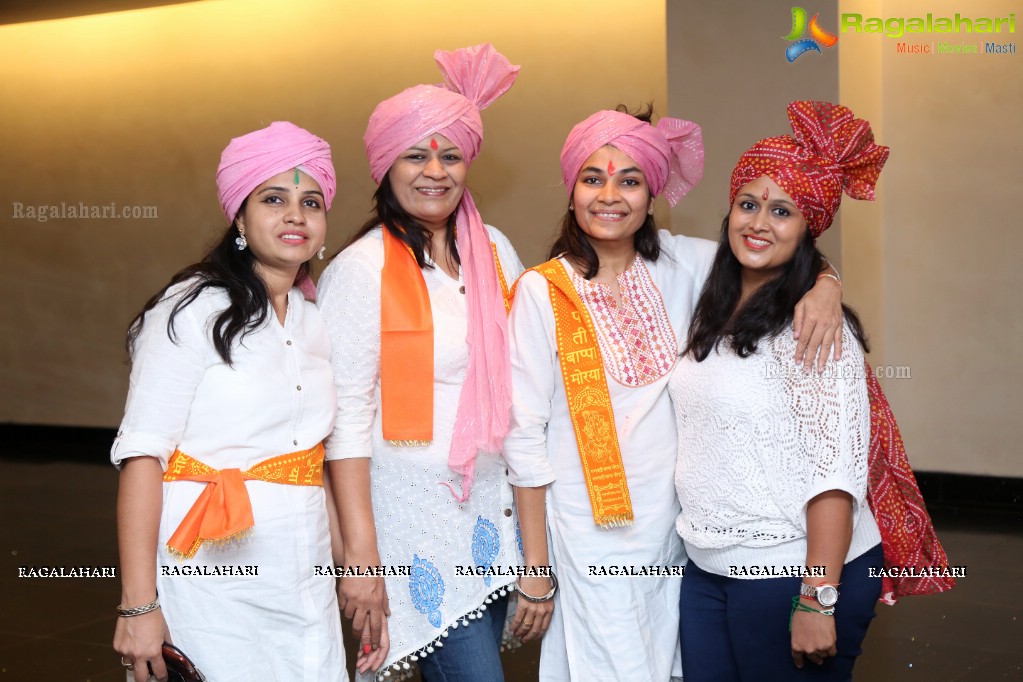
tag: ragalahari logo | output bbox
[784,6,839,61]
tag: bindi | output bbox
[429,138,439,150]
[607,160,616,175]
[761,187,769,201]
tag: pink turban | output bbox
[729,101,889,238]
[364,44,520,502]
[363,43,519,181]
[560,110,704,207]
[216,121,336,224]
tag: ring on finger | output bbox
[120,656,134,670]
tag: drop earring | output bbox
[318,245,326,260]
[235,233,248,251]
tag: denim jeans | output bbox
[417,593,509,682]
[679,544,883,682]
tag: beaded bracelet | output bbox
[789,595,834,630]
[116,595,160,617]
[515,572,558,603]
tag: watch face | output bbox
[817,585,839,607]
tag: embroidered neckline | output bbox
[568,258,678,387]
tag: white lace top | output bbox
[670,321,881,578]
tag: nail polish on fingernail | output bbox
[363,644,372,655]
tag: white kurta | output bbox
[112,281,346,682]
[317,226,525,681]
[503,230,715,681]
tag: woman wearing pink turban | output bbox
[671,101,892,681]
[502,106,845,681]
[112,122,347,681]
[316,44,523,681]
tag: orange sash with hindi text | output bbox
[530,260,633,528]
[162,444,324,559]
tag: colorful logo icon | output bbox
[784,6,839,61]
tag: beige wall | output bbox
[668,0,1021,477]
[0,0,667,427]
[839,0,1022,476]
[3,1,1020,478]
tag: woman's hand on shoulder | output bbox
[509,575,555,641]
[793,276,843,372]
[113,610,171,682]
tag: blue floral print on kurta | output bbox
[472,516,500,587]
[410,554,444,627]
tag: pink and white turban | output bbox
[216,121,336,224]
[560,110,704,206]
[364,44,520,502]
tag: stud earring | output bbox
[318,245,326,260]
[235,233,248,251]
[568,204,574,211]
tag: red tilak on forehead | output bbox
[430,138,439,150]
[762,187,770,201]
[607,160,616,175]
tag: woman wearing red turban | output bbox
[671,101,948,681]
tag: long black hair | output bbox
[685,216,869,361]
[548,103,660,278]
[343,174,459,269]
[126,202,309,365]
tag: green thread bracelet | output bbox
[789,595,835,630]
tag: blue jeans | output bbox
[417,593,509,682]
[679,544,883,682]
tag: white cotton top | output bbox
[503,230,715,681]
[111,280,346,681]
[317,226,525,680]
[670,320,882,579]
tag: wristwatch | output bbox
[800,582,839,607]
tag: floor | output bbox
[0,459,1019,681]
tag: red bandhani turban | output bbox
[729,101,889,237]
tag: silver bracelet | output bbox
[514,571,558,603]
[116,595,160,617]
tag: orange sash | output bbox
[162,444,324,559]
[530,260,634,528]
[379,227,510,445]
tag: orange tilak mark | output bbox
[607,160,616,175]
[429,138,439,150]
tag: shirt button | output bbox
[296,385,302,391]
[503,508,512,517]
[293,440,298,446]
[459,286,465,294]
[286,340,292,346]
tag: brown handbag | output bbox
[161,642,207,682]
